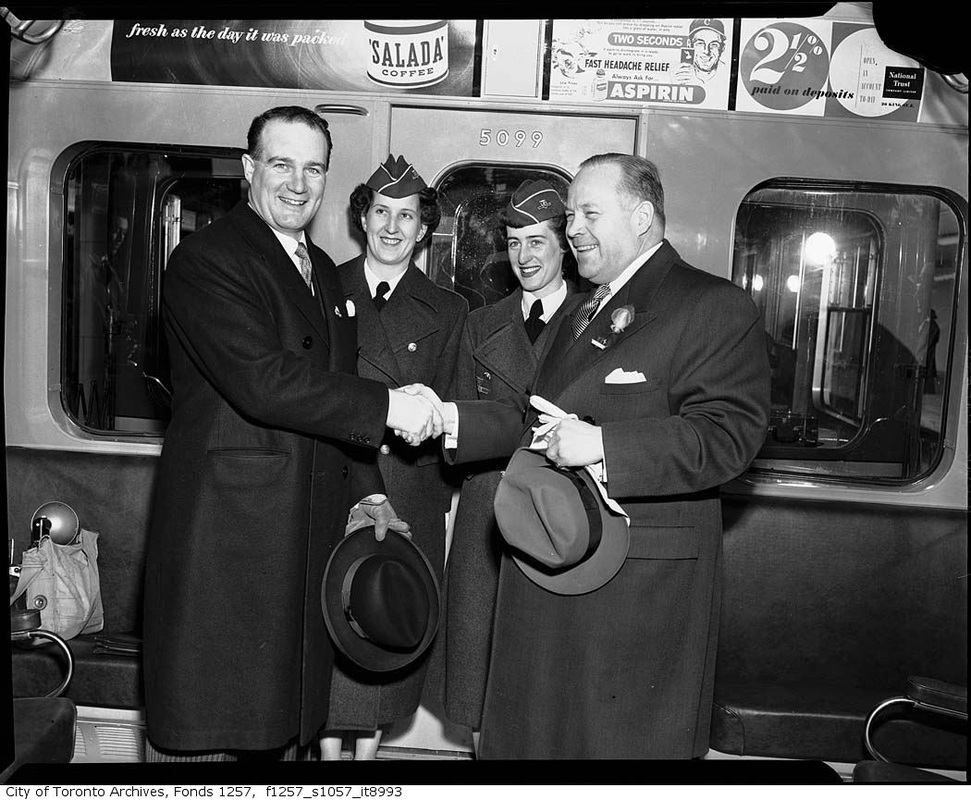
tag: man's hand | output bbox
[346,494,411,542]
[399,384,457,436]
[386,387,443,445]
[544,417,605,468]
[670,62,694,85]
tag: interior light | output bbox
[804,231,837,266]
[786,275,801,293]
[752,274,764,292]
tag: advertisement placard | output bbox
[734,19,923,121]
[110,20,479,96]
[548,19,733,109]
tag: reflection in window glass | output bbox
[734,185,962,483]
[428,165,578,311]
[61,147,243,436]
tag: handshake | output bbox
[385,384,456,446]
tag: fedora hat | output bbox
[493,448,630,595]
[321,528,440,672]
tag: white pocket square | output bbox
[604,367,646,384]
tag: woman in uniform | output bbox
[320,155,468,760]
[441,180,577,753]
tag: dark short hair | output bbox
[349,184,442,243]
[578,153,666,229]
[501,210,569,252]
[247,106,333,171]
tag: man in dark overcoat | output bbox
[142,106,440,759]
[439,181,578,744]
[428,153,770,758]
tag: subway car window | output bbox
[60,146,244,436]
[428,165,578,311]
[734,183,962,483]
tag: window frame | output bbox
[733,177,966,488]
[51,141,245,442]
[427,160,576,310]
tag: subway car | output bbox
[3,5,967,782]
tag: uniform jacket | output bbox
[441,283,577,728]
[143,201,389,752]
[452,241,771,758]
[325,254,468,727]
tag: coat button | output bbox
[341,466,348,478]
[407,342,417,352]
[380,444,391,455]
[302,336,313,349]
[483,371,491,379]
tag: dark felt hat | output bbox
[493,448,630,595]
[365,154,428,198]
[321,528,440,672]
[504,180,565,228]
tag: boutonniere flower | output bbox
[591,305,635,349]
[610,305,635,334]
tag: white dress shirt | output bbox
[521,280,568,323]
[364,258,408,300]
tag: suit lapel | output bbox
[307,235,350,368]
[472,291,538,395]
[342,256,401,385]
[230,202,332,350]
[535,242,676,402]
[378,266,442,378]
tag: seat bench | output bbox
[711,682,967,768]
[11,635,143,709]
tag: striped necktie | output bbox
[294,242,313,290]
[571,284,611,339]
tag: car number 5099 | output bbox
[479,128,543,148]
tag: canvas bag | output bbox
[9,529,104,639]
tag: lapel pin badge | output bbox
[334,305,342,318]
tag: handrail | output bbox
[10,628,75,697]
[1,7,63,45]
[863,696,916,762]
[941,73,969,95]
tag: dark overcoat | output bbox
[143,202,389,752]
[325,254,468,728]
[451,241,771,758]
[440,284,576,729]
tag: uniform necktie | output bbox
[571,284,611,339]
[373,281,391,311]
[294,242,313,290]
[524,299,545,344]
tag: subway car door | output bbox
[387,105,637,304]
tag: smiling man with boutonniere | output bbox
[410,152,770,760]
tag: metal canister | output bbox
[365,20,450,89]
